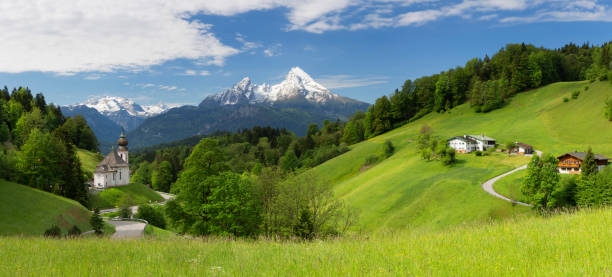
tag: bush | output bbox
[441,148,456,166]
[364,155,379,166]
[474,151,482,156]
[119,206,132,219]
[136,204,166,229]
[383,140,394,158]
[563,97,569,102]
[584,85,590,91]
[44,225,62,238]
[571,90,580,99]
[67,225,82,237]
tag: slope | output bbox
[2,208,612,275]
[310,80,612,231]
[0,179,92,235]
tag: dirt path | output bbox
[106,220,147,239]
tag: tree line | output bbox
[340,42,612,144]
[0,87,99,206]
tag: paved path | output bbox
[106,220,147,239]
[480,150,541,207]
[100,191,176,238]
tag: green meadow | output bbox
[2,208,612,276]
[309,80,612,231]
[494,169,528,203]
[77,148,102,176]
[89,184,164,209]
[0,179,92,235]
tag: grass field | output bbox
[77,149,102,176]
[0,179,93,235]
[89,184,164,209]
[2,208,612,276]
[308,80,612,231]
[494,169,529,203]
[144,225,177,239]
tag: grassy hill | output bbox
[2,208,612,275]
[0,179,92,235]
[77,148,102,176]
[309,80,612,231]
[89,184,164,210]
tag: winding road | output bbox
[480,151,541,207]
[102,191,175,239]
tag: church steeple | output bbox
[116,127,129,163]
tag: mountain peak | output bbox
[72,96,173,117]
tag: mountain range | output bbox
[61,97,175,143]
[63,67,369,149]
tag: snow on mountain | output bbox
[204,67,342,106]
[75,96,173,117]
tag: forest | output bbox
[0,87,98,206]
[341,42,612,143]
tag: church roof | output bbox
[96,149,128,169]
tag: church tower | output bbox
[117,127,129,163]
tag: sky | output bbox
[1,0,612,106]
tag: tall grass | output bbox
[2,208,612,276]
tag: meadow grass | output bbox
[494,169,528,203]
[2,208,612,276]
[308,81,612,231]
[144,225,177,239]
[89,184,164,209]
[77,148,102,175]
[0,179,93,235]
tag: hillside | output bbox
[0,179,92,235]
[2,208,612,275]
[77,148,102,176]
[309,80,612,231]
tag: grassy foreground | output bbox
[89,184,164,209]
[0,179,92,235]
[308,80,612,231]
[2,208,612,276]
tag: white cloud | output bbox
[316,74,389,89]
[84,74,103,80]
[183,70,197,76]
[264,44,283,57]
[0,1,240,74]
[199,70,211,76]
[180,69,210,76]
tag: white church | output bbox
[93,129,130,189]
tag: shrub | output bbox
[136,204,166,229]
[364,155,379,166]
[383,140,395,158]
[44,225,62,238]
[67,225,82,237]
[571,90,580,99]
[119,206,132,219]
[563,97,569,102]
[441,148,456,166]
[584,85,590,91]
[294,209,314,240]
[474,151,483,156]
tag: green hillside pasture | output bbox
[494,169,528,203]
[309,81,612,231]
[0,179,92,235]
[3,208,612,276]
[77,148,102,176]
[89,184,164,209]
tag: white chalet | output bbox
[448,134,496,153]
[93,129,130,189]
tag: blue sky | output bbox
[1,0,612,106]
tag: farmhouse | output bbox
[557,152,609,174]
[448,134,496,153]
[93,129,130,189]
[511,142,534,155]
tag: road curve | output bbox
[481,151,541,207]
[106,220,147,239]
[481,165,532,207]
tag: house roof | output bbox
[448,136,478,144]
[96,149,128,169]
[468,135,496,141]
[516,142,533,149]
[557,152,609,161]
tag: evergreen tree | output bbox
[152,160,173,192]
[90,209,104,235]
[294,208,314,240]
[581,147,598,177]
[0,122,9,142]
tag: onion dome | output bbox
[117,127,128,148]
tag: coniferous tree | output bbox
[90,209,104,235]
[581,147,598,177]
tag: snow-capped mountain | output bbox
[79,96,173,117]
[202,67,349,106]
[62,96,179,145]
